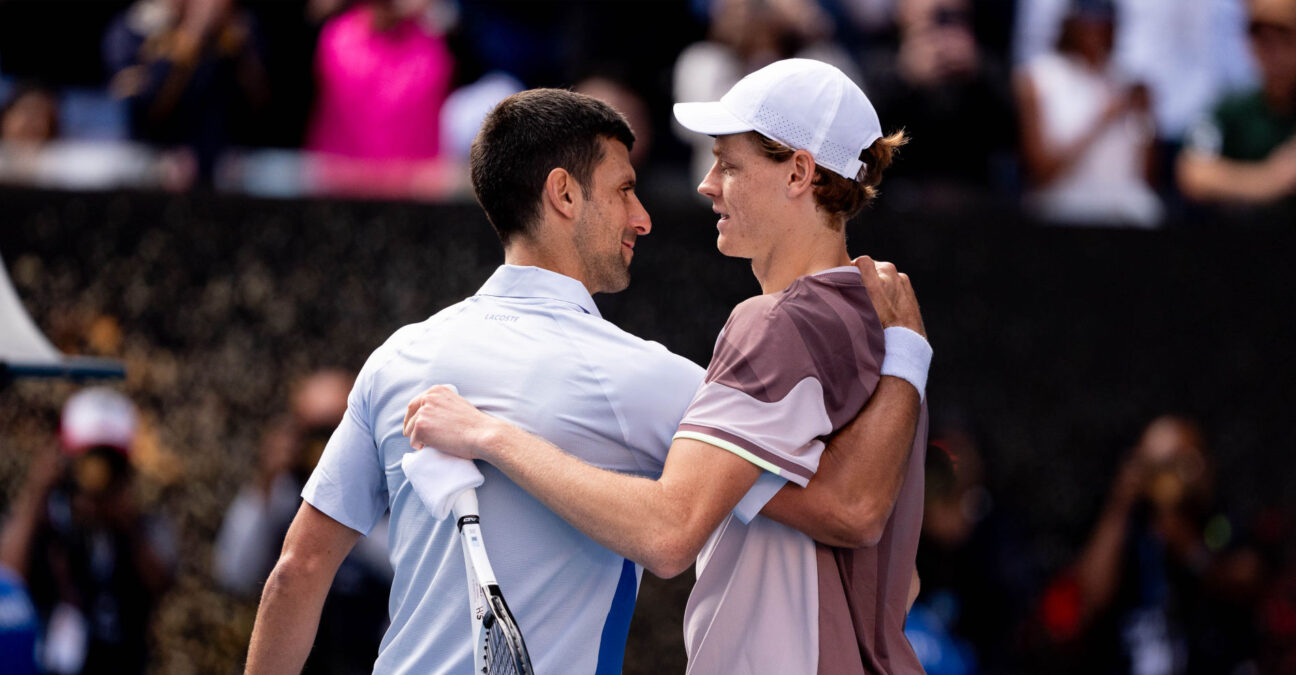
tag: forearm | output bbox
[1177,152,1296,203]
[761,376,920,547]
[478,424,755,577]
[0,488,47,579]
[1073,501,1131,622]
[245,502,360,674]
[245,555,332,674]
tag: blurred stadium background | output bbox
[2,0,1295,674]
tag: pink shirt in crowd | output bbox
[306,3,453,160]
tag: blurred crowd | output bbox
[2,1,1296,674]
[905,415,1296,674]
[0,0,1292,220]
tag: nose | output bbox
[698,162,721,199]
[631,194,651,235]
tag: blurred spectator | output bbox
[1014,0,1162,227]
[305,0,456,198]
[106,0,269,182]
[0,85,59,149]
[213,369,392,675]
[1177,0,1296,209]
[575,75,654,167]
[102,0,177,87]
[907,427,1034,674]
[306,0,453,158]
[438,70,524,161]
[1039,415,1264,674]
[0,388,176,675]
[1016,0,1256,150]
[861,0,1016,206]
[673,0,858,181]
[0,84,186,191]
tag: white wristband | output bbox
[881,326,932,401]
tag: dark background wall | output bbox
[1,186,1293,672]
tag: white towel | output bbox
[399,386,485,519]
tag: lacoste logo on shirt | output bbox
[484,314,519,323]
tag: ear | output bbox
[787,149,816,199]
[543,168,581,221]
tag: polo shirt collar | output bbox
[477,265,602,318]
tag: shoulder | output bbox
[565,311,705,381]
[781,271,880,336]
[719,273,879,354]
[722,292,783,333]
[360,300,473,388]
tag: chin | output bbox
[715,234,746,259]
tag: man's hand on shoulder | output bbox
[403,385,503,460]
[854,255,926,338]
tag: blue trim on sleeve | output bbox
[595,558,639,675]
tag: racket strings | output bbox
[487,620,520,675]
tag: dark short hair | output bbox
[470,89,635,244]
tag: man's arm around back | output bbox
[245,501,361,674]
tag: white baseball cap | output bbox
[60,387,138,456]
[673,58,883,181]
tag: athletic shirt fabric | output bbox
[676,266,928,675]
[302,265,704,674]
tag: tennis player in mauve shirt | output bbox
[406,59,932,674]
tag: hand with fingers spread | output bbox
[402,385,499,460]
[854,255,926,338]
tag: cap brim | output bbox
[673,102,754,136]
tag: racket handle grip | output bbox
[451,489,479,523]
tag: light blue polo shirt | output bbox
[302,265,704,675]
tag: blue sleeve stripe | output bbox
[595,558,639,675]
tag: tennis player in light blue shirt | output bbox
[302,263,702,674]
[245,89,697,674]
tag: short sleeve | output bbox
[674,281,883,487]
[732,471,789,524]
[301,372,389,535]
[612,342,706,469]
[674,299,832,487]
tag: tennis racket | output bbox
[453,489,533,674]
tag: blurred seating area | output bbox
[0,0,1292,219]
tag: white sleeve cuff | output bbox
[733,471,789,524]
[881,326,932,401]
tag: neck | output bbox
[503,233,593,294]
[749,217,851,294]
